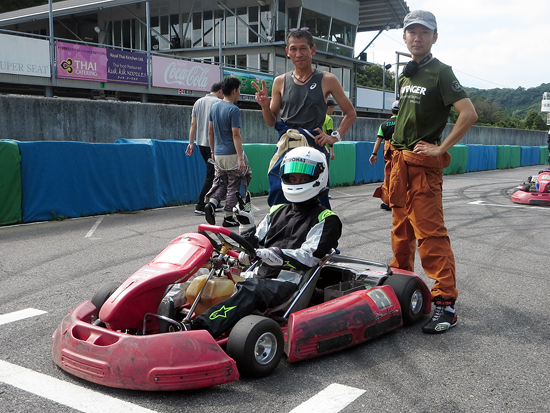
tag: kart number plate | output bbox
[367,289,392,310]
[540,174,550,180]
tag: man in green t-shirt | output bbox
[375,10,477,334]
[323,99,336,160]
[371,100,399,210]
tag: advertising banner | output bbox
[223,68,273,96]
[57,42,147,85]
[0,33,50,78]
[152,56,218,92]
[106,50,147,85]
[57,41,108,81]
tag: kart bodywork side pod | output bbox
[285,285,402,363]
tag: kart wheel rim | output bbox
[254,332,278,365]
[410,290,424,315]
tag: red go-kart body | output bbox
[52,225,431,391]
[511,169,550,206]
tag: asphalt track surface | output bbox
[1,165,549,413]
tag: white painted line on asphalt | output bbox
[469,200,550,210]
[331,189,354,197]
[0,360,157,413]
[289,383,366,413]
[0,308,47,326]
[85,216,104,238]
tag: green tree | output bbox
[523,112,547,131]
[356,64,395,90]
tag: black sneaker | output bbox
[380,202,392,211]
[222,216,239,227]
[422,297,457,334]
[194,204,206,215]
[205,202,216,225]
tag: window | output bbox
[226,55,236,68]
[170,14,180,48]
[236,7,247,45]
[260,5,271,40]
[203,11,213,47]
[237,54,247,69]
[260,53,270,72]
[226,9,236,45]
[248,6,259,43]
[275,55,286,76]
[192,12,202,47]
[181,13,192,48]
[300,9,330,39]
[213,10,224,46]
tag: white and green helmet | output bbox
[280,146,328,203]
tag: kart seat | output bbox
[262,250,337,319]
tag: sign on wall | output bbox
[56,41,147,85]
[152,56,218,93]
[222,68,273,97]
[0,33,50,78]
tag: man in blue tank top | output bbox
[252,29,357,207]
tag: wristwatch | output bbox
[331,130,341,141]
[372,153,377,156]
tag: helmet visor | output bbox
[280,157,322,184]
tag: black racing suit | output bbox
[193,197,342,338]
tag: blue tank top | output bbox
[280,70,326,130]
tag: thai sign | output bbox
[56,42,147,85]
[152,56,218,92]
[0,33,50,78]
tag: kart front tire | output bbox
[226,315,284,378]
[384,274,425,326]
[91,281,121,311]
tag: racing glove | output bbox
[255,247,284,267]
[233,191,255,233]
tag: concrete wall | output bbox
[0,95,547,146]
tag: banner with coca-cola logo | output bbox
[152,55,218,92]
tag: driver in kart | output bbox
[191,147,342,338]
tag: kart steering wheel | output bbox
[198,224,257,261]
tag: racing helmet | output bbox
[280,147,328,203]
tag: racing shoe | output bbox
[205,202,216,225]
[222,216,240,227]
[422,296,457,334]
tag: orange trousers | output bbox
[374,148,457,300]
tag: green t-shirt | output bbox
[391,58,468,151]
[323,114,333,134]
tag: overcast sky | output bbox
[354,0,550,90]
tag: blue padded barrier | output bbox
[465,145,484,172]
[19,141,158,222]
[466,145,497,171]
[354,141,385,184]
[520,146,540,166]
[116,139,204,206]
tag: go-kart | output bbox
[52,224,431,391]
[511,168,550,206]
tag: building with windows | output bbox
[0,0,409,114]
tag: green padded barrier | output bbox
[443,144,468,175]
[540,146,549,165]
[496,145,514,169]
[243,144,277,195]
[510,145,521,168]
[0,140,22,225]
[329,141,356,186]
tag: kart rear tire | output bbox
[384,274,425,326]
[226,315,284,378]
[91,281,121,311]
